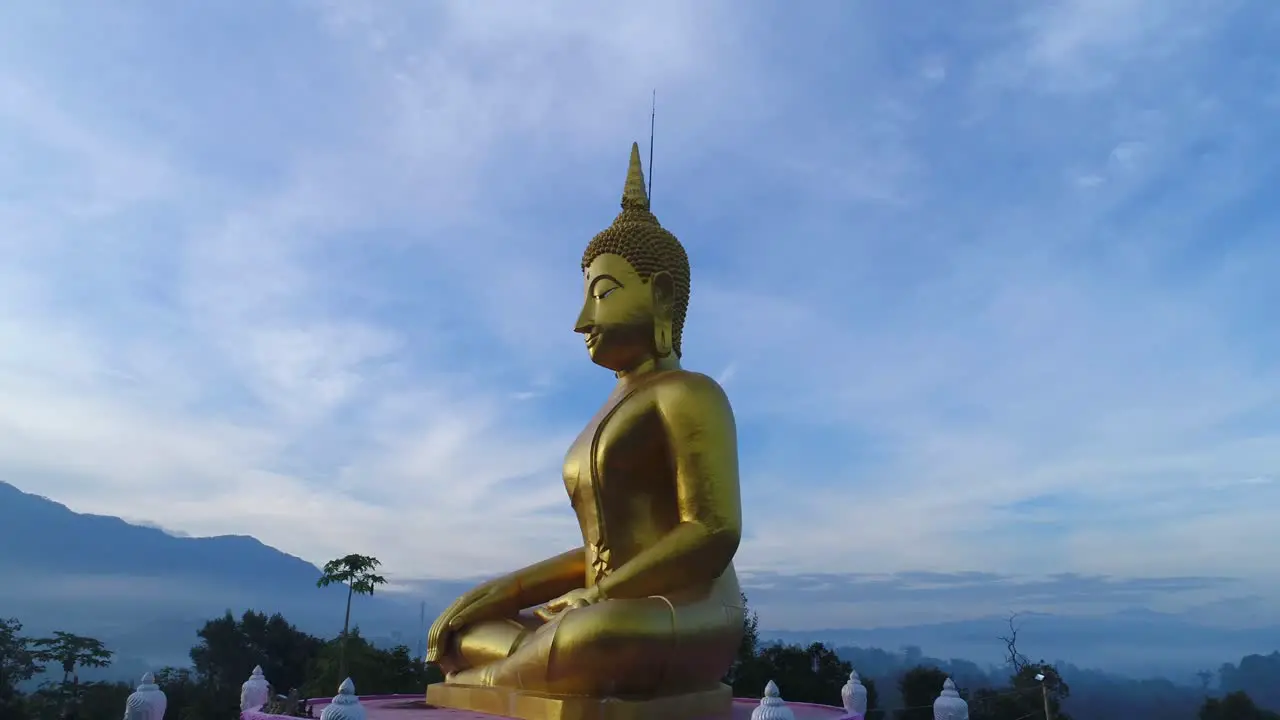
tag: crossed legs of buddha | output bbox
[437,595,742,697]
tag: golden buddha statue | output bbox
[424,143,745,720]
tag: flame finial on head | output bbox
[621,142,650,211]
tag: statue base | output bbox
[425,682,733,720]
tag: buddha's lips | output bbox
[585,334,601,347]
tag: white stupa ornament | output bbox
[320,678,365,720]
[751,680,795,720]
[933,678,969,720]
[123,672,166,720]
[841,669,868,717]
[241,665,271,711]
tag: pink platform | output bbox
[244,694,850,720]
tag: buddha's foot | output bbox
[445,666,491,686]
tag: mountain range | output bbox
[0,481,428,675]
[1,480,1276,686]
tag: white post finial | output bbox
[123,672,166,720]
[751,680,796,720]
[320,678,365,720]
[241,666,271,711]
[842,668,868,717]
[933,678,969,720]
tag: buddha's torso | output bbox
[562,369,740,607]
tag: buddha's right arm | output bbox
[508,546,587,608]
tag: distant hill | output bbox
[0,481,426,675]
[0,480,320,582]
[764,609,1280,681]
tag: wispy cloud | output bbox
[1,0,1277,628]
[737,571,1241,628]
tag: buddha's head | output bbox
[576,143,691,373]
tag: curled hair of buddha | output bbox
[581,143,692,357]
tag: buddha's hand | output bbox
[425,576,521,663]
[532,585,604,622]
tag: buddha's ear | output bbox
[650,270,675,320]
[650,271,675,358]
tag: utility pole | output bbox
[1035,672,1053,720]
[417,601,426,662]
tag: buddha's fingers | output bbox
[450,593,501,629]
[427,591,482,657]
[532,605,559,623]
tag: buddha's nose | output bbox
[574,303,594,335]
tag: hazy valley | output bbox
[3,480,1277,690]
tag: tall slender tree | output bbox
[30,631,112,715]
[30,632,112,687]
[317,554,387,681]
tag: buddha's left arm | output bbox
[594,374,741,600]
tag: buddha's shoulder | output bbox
[641,370,733,410]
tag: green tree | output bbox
[70,680,131,720]
[302,630,439,698]
[22,679,134,720]
[735,642,852,707]
[967,614,1072,720]
[189,610,324,719]
[316,554,387,680]
[721,594,876,713]
[968,663,1071,720]
[152,668,199,720]
[723,593,759,689]
[1016,662,1070,719]
[29,633,112,688]
[151,666,236,720]
[897,666,949,720]
[1,618,43,720]
[27,632,112,717]
[1220,653,1280,712]
[969,687,1027,720]
[737,593,760,660]
[1200,691,1280,720]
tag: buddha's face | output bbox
[575,253,659,372]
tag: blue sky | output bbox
[2,0,1278,629]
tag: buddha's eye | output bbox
[595,286,619,300]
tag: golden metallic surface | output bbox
[425,682,733,720]
[424,143,744,720]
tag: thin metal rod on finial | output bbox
[648,89,656,204]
